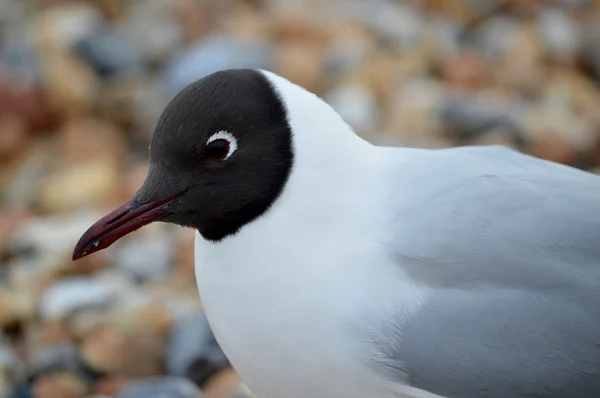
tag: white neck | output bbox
[260,71,379,236]
[258,69,379,222]
[261,70,371,164]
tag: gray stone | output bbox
[117,377,201,398]
[167,311,228,386]
[539,7,582,61]
[40,277,113,320]
[9,212,104,266]
[122,0,183,62]
[29,342,79,376]
[344,0,423,49]
[0,333,25,388]
[110,231,173,282]
[438,90,527,148]
[160,34,272,97]
[324,85,380,133]
[73,22,145,78]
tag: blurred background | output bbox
[1,0,600,396]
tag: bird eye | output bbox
[206,131,238,161]
[206,139,230,161]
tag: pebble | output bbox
[8,212,102,264]
[35,40,100,119]
[161,34,272,97]
[129,303,173,338]
[79,325,126,374]
[92,376,132,397]
[325,22,376,74]
[11,384,32,398]
[28,339,102,384]
[31,372,87,398]
[67,308,110,341]
[438,89,527,145]
[0,287,35,330]
[0,333,24,394]
[324,83,380,134]
[117,331,164,378]
[382,77,444,142]
[39,156,121,212]
[110,231,173,282]
[0,112,30,165]
[202,369,249,398]
[73,22,144,78]
[32,3,103,50]
[121,0,182,62]
[167,312,228,387]
[539,6,582,62]
[173,229,197,284]
[273,39,324,94]
[116,377,202,398]
[40,277,113,321]
[79,324,164,378]
[0,126,49,210]
[29,342,79,376]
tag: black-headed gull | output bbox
[73,69,600,398]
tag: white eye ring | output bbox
[207,130,238,160]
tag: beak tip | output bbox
[70,195,175,263]
[71,250,83,261]
[71,239,89,261]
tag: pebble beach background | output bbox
[2,0,600,397]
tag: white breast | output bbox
[195,238,377,397]
[193,155,432,398]
[194,213,440,398]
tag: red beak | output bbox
[72,196,176,260]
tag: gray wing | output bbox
[374,146,600,398]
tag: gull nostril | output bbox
[106,212,128,226]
